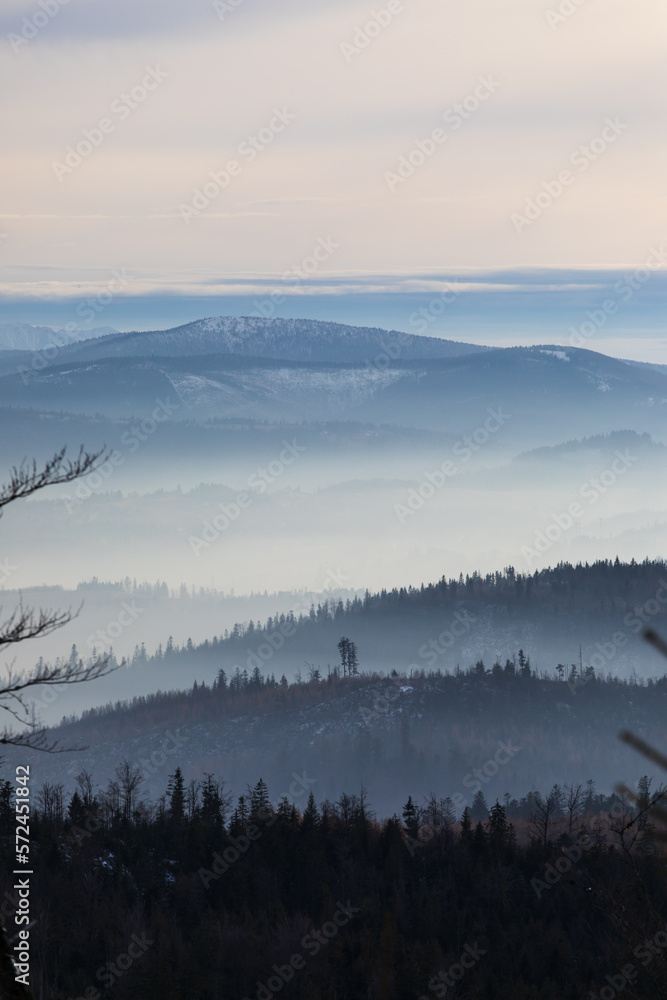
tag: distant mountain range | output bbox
[0,322,117,352]
[0,317,664,448]
[0,316,488,364]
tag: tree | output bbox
[115,758,144,824]
[167,767,185,821]
[460,806,473,844]
[470,789,489,822]
[489,800,509,847]
[565,782,584,836]
[337,637,350,676]
[0,447,117,750]
[402,795,419,837]
[250,777,271,822]
[529,790,558,849]
[0,449,126,1000]
[201,773,232,827]
[337,637,359,677]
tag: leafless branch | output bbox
[0,445,106,514]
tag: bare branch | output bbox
[0,599,80,654]
[0,445,107,515]
[619,730,667,773]
[0,652,117,751]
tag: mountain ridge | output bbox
[11,316,489,365]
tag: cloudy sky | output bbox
[2,0,667,358]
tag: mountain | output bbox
[24,315,489,364]
[0,322,117,351]
[2,343,666,447]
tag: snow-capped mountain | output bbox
[26,316,490,364]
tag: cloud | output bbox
[2,0,667,314]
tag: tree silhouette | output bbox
[0,447,118,751]
[0,447,119,998]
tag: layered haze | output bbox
[0,317,665,734]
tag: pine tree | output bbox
[167,767,185,821]
[302,791,320,833]
[460,806,473,844]
[473,820,488,854]
[471,789,489,822]
[337,637,350,676]
[402,795,419,836]
[200,774,223,825]
[489,800,508,847]
[250,778,271,822]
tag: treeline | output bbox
[49,558,667,684]
[36,662,667,817]
[56,655,665,735]
[3,767,667,999]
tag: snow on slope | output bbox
[53,316,489,363]
[165,365,413,417]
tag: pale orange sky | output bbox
[1,0,667,321]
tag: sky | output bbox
[2,0,667,359]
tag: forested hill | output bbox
[110,558,667,682]
[11,650,667,818]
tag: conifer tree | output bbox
[167,767,185,820]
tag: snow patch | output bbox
[540,350,570,361]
